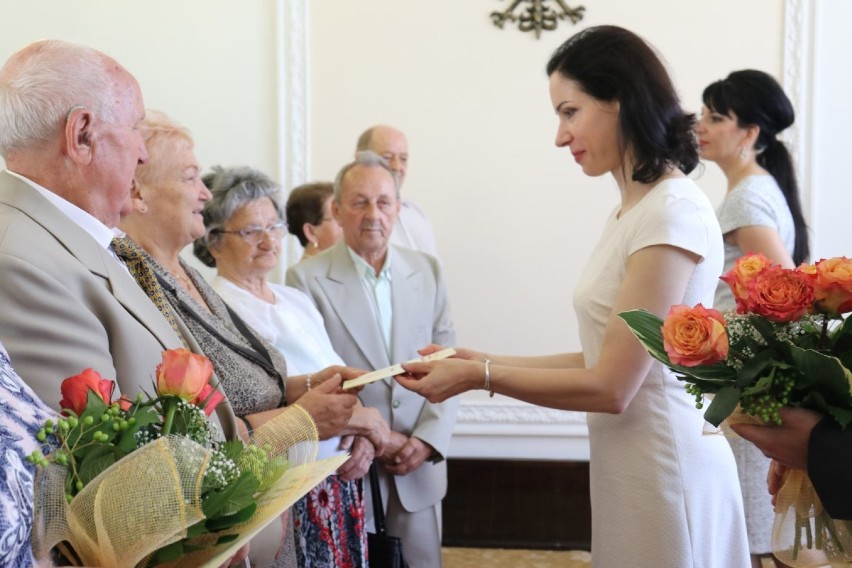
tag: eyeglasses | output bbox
[217,222,288,244]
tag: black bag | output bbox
[367,462,408,568]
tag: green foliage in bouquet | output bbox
[28,349,289,566]
[619,308,852,428]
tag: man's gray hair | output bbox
[193,165,284,267]
[0,40,118,156]
[333,150,399,202]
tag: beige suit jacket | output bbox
[0,171,237,438]
[287,241,458,513]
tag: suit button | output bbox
[392,400,401,409]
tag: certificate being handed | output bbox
[342,347,456,390]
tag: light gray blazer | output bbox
[0,171,237,439]
[287,240,458,513]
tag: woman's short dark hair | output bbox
[285,182,334,247]
[193,165,284,267]
[546,25,698,183]
[702,69,809,264]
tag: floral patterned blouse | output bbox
[0,343,55,567]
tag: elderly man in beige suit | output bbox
[287,151,457,567]
[0,40,239,436]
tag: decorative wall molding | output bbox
[274,0,310,276]
[456,400,586,426]
[783,0,814,224]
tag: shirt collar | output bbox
[5,169,117,251]
[346,245,392,282]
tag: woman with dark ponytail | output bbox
[697,69,809,568]
[399,25,750,568]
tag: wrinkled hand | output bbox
[730,406,823,470]
[341,406,390,456]
[312,365,366,391]
[296,375,358,439]
[398,358,480,403]
[337,435,375,482]
[381,434,434,476]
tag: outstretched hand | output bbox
[398,357,482,403]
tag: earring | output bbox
[138,202,148,214]
[740,147,747,159]
[312,241,319,248]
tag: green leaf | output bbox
[789,346,852,410]
[202,471,259,518]
[149,540,184,563]
[115,407,160,453]
[704,386,741,427]
[78,447,118,485]
[734,349,775,388]
[205,502,257,531]
[219,440,245,463]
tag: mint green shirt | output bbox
[347,247,393,356]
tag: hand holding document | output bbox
[342,347,456,390]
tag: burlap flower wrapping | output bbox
[31,404,345,568]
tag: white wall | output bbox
[811,0,852,260]
[0,0,281,189]
[310,0,785,358]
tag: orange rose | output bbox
[156,349,214,402]
[59,368,115,415]
[747,265,814,322]
[719,253,774,312]
[662,304,729,367]
[812,257,852,315]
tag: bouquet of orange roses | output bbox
[29,349,343,568]
[619,253,852,567]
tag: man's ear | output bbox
[331,199,341,220]
[65,106,95,165]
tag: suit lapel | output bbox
[321,243,391,373]
[0,173,179,350]
[390,249,422,370]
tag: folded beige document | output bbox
[342,347,457,390]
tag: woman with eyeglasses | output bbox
[119,111,370,568]
[285,182,343,260]
[194,165,389,568]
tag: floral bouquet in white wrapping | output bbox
[619,254,852,567]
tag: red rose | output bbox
[59,368,115,415]
[193,384,225,417]
[662,304,729,367]
[156,349,215,402]
[747,265,814,322]
[813,257,852,315]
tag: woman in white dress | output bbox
[398,25,749,567]
[697,69,809,568]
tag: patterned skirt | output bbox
[293,474,367,568]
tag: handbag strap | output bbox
[369,462,389,536]
[155,272,287,407]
